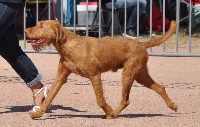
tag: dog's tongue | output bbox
[26,39,36,43]
[26,39,46,44]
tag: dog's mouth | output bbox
[27,38,46,44]
[26,38,46,51]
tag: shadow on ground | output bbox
[0,105,177,119]
[0,105,84,114]
[49,113,175,119]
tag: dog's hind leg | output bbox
[30,59,71,119]
[90,74,113,119]
[112,61,143,118]
[136,66,178,112]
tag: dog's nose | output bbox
[24,28,31,34]
[24,29,27,33]
[24,29,30,36]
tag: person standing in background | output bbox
[105,0,147,36]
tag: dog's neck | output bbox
[53,27,78,55]
[65,29,79,38]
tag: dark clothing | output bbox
[105,0,147,33]
[0,0,25,3]
[0,2,42,87]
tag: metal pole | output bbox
[136,0,139,40]
[36,0,38,23]
[176,0,180,53]
[86,0,89,36]
[61,0,63,26]
[23,3,27,48]
[48,0,51,20]
[111,0,114,37]
[150,0,153,52]
[98,0,102,38]
[124,0,127,37]
[162,0,166,52]
[188,0,192,53]
[73,0,76,33]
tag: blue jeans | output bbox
[106,0,147,30]
[0,3,42,88]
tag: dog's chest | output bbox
[64,60,91,77]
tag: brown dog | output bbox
[25,20,178,119]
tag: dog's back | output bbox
[63,20,176,74]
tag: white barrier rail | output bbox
[21,0,200,57]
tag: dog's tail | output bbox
[143,20,177,48]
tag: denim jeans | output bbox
[0,2,42,88]
[106,0,147,30]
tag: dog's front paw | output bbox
[30,109,44,119]
[112,110,119,118]
[105,113,114,119]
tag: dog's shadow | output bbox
[0,105,176,119]
[49,113,175,119]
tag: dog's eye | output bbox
[38,25,43,28]
[37,23,43,28]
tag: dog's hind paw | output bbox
[169,102,178,112]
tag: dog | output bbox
[25,20,178,119]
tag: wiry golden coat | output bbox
[25,20,178,119]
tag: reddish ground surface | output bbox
[0,53,200,127]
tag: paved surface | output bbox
[0,53,200,127]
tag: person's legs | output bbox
[106,0,139,9]
[0,3,24,37]
[106,0,147,36]
[126,0,147,33]
[0,2,47,109]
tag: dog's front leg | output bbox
[90,74,113,119]
[30,60,71,119]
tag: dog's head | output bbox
[25,20,64,51]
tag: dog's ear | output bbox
[52,23,67,43]
[52,19,61,25]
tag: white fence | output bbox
[21,0,200,56]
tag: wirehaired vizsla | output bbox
[25,20,178,119]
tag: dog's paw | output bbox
[105,114,114,119]
[169,102,178,112]
[30,110,44,119]
[111,109,120,118]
